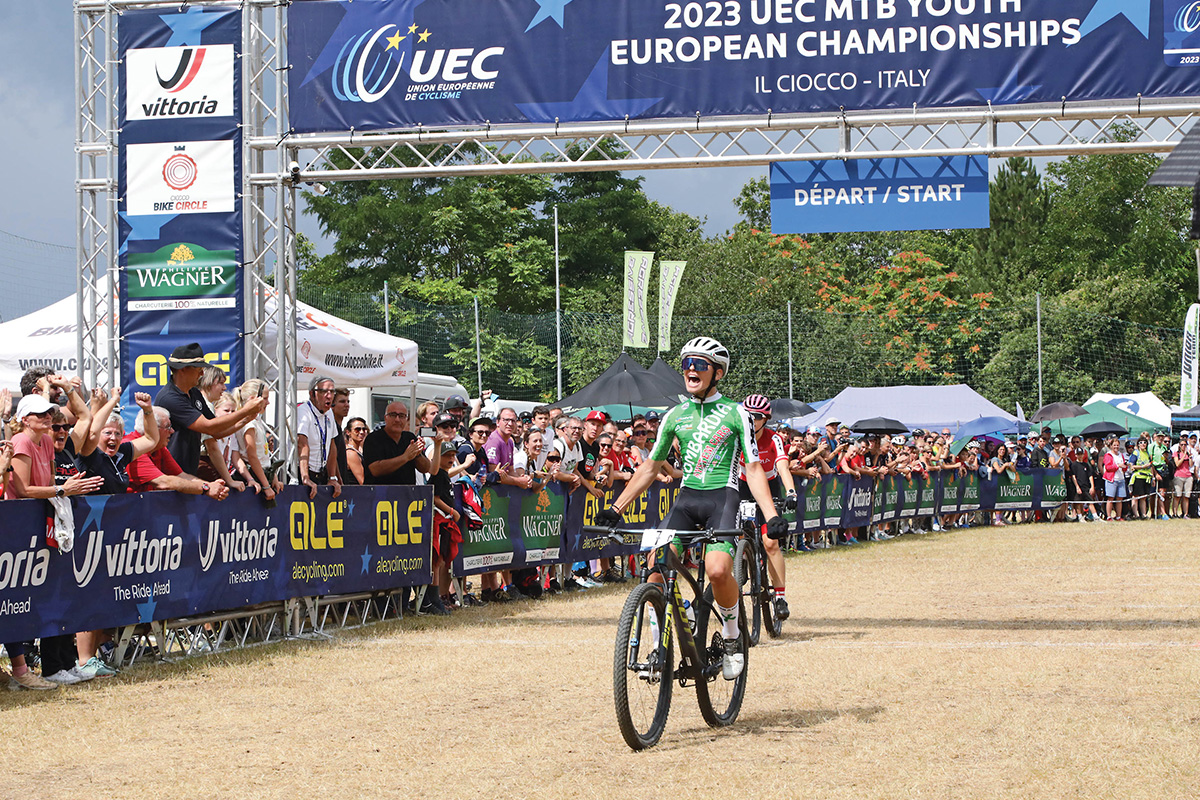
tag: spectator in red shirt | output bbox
[125,406,229,500]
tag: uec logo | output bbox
[1175,1,1200,33]
[333,25,504,104]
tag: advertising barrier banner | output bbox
[287,0,1200,133]
[0,470,1071,643]
[771,156,989,235]
[0,486,431,644]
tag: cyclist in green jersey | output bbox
[597,337,787,679]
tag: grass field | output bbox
[4,519,1200,799]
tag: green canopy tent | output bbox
[1047,401,1163,439]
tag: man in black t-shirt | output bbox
[363,400,432,484]
[155,343,266,474]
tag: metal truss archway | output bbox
[71,0,1200,661]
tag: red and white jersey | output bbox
[740,429,788,480]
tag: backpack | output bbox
[512,567,542,599]
[458,481,484,531]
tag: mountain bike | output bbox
[584,525,749,751]
[734,498,787,646]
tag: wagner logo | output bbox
[127,45,234,120]
[331,24,504,104]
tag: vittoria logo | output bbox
[157,47,208,92]
[126,45,235,121]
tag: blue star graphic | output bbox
[361,545,372,575]
[516,55,663,123]
[346,499,356,517]
[300,0,424,87]
[78,496,109,532]
[1078,0,1150,39]
[159,7,224,47]
[526,0,576,32]
[137,597,158,623]
[119,212,176,256]
[159,320,171,336]
[975,70,1041,104]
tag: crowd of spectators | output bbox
[6,341,1196,689]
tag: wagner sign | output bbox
[288,0,1200,132]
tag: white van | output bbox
[347,372,470,429]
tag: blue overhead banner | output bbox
[287,0,1200,133]
[118,7,244,407]
[770,155,989,233]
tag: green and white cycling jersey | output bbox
[649,393,760,491]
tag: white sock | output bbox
[717,602,740,640]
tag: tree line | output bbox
[297,125,1193,410]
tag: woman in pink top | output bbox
[3,392,102,691]
[1101,436,1127,521]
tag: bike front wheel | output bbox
[733,538,762,646]
[694,584,748,728]
[613,582,674,750]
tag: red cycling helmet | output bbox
[743,394,772,418]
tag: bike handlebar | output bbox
[581,524,741,545]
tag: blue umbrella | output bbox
[950,415,1028,441]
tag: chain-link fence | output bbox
[299,283,1185,413]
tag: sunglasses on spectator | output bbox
[567,425,583,432]
[681,357,712,372]
[436,421,457,429]
[470,429,488,436]
[350,426,368,433]
[51,424,70,432]
[633,429,648,435]
[599,443,612,449]
[546,455,562,462]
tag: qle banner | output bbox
[771,156,989,234]
[288,0,1200,133]
[118,7,244,410]
[0,486,432,645]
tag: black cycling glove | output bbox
[765,515,790,540]
[595,507,623,527]
[784,491,798,512]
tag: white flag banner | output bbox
[1182,303,1200,409]
[623,251,653,348]
[658,260,687,351]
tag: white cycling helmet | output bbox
[680,336,730,372]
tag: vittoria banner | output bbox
[118,7,244,406]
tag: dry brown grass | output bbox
[5,519,1200,799]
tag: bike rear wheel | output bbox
[759,543,782,639]
[613,582,674,750]
[733,538,762,647]
[694,584,748,728]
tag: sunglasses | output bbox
[599,443,611,449]
[437,422,457,429]
[633,429,648,435]
[350,427,367,433]
[546,456,562,462]
[681,356,712,372]
[52,424,70,432]
[470,429,488,436]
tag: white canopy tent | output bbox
[0,293,419,391]
[1083,391,1173,427]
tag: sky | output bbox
[0,3,760,321]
